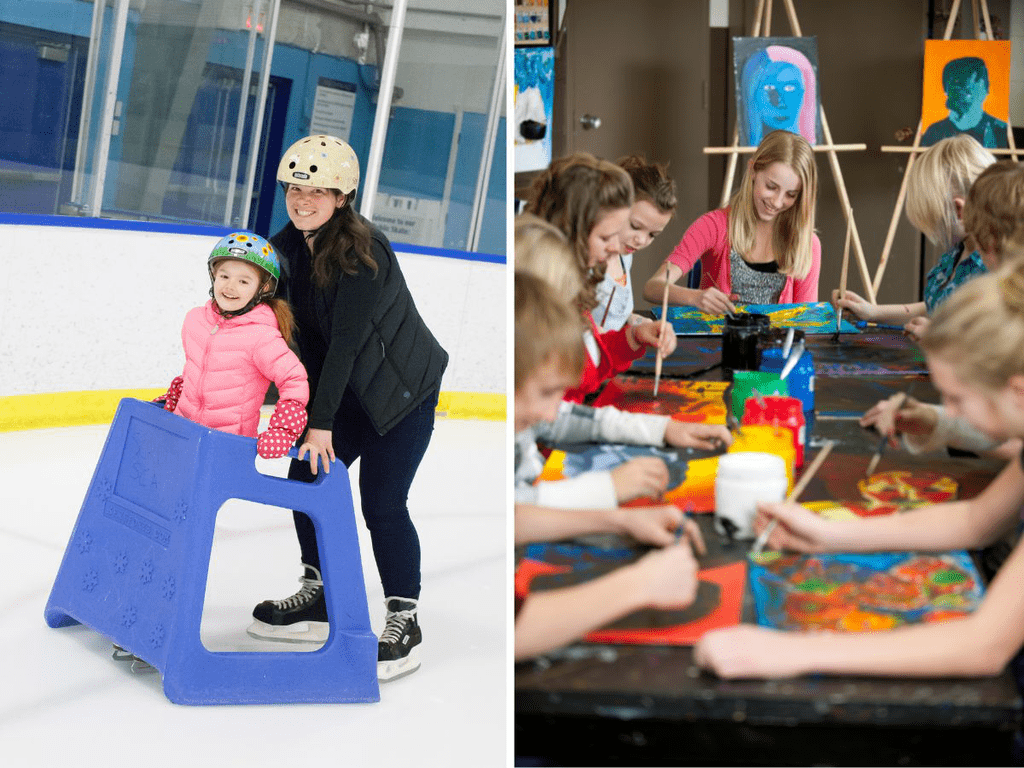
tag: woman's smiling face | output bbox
[285,183,345,231]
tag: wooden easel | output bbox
[872,0,1020,294]
[705,0,876,302]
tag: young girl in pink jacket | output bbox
[157,231,309,459]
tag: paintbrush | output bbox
[750,439,835,557]
[832,207,853,344]
[704,272,738,319]
[653,271,671,396]
[865,387,913,476]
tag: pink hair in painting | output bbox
[765,45,818,144]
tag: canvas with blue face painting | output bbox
[733,36,822,147]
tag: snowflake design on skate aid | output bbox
[82,570,99,592]
[161,575,176,601]
[139,558,154,585]
[120,605,138,628]
[94,478,114,502]
[149,624,166,649]
[114,551,129,574]
[174,499,189,524]
[77,529,93,555]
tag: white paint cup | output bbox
[714,452,789,540]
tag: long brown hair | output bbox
[524,153,634,312]
[261,279,296,345]
[307,193,377,286]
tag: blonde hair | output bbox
[524,153,634,312]
[514,213,584,300]
[514,271,585,390]
[617,155,677,214]
[920,260,1024,391]
[905,135,996,249]
[962,160,1024,261]
[727,130,818,279]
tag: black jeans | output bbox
[288,387,438,600]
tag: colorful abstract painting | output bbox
[748,551,984,632]
[652,302,859,336]
[921,39,1012,149]
[732,36,822,146]
[538,444,720,512]
[516,541,745,645]
[591,377,730,424]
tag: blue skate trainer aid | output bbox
[44,398,380,705]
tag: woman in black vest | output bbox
[247,135,448,682]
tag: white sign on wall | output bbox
[310,78,357,141]
[373,193,441,245]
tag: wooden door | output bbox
[561,0,710,307]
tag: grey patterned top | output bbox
[729,249,786,304]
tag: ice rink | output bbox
[0,416,507,767]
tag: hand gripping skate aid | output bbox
[44,398,379,705]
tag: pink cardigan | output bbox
[665,208,820,303]
[175,301,308,438]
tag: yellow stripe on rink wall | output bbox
[0,389,506,432]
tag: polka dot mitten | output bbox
[153,376,184,412]
[257,399,309,459]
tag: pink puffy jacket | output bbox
[175,300,308,438]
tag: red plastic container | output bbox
[742,394,806,468]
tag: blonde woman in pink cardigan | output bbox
[155,231,309,459]
[643,130,820,314]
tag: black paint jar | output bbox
[721,313,771,375]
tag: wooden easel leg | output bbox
[721,0,770,207]
[780,0,876,303]
[874,0,970,296]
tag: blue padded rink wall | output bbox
[1,407,505,763]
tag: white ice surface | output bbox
[0,418,507,767]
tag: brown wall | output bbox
[517,0,973,309]
[729,0,931,307]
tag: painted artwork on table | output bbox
[652,302,858,336]
[538,444,721,512]
[514,47,554,172]
[920,39,1012,149]
[732,36,822,146]
[516,541,746,645]
[591,377,730,424]
[749,550,984,632]
[811,332,930,377]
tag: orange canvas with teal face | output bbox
[920,39,1012,149]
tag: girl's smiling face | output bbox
[751,161,801,222]
[212,259,263,313]
[285,183,345,231]
[586,206,631,267]
[620,200,673,255]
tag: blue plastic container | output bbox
[759,346,815,435]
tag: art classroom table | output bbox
[516,335,1023,767]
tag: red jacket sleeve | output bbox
[563,319,644,403]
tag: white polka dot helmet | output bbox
[277,134,360,195]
